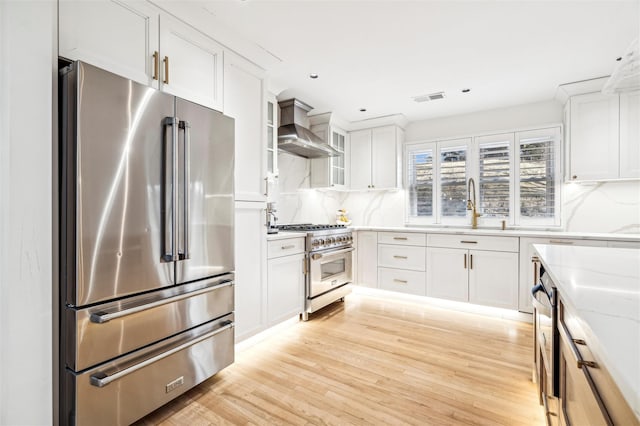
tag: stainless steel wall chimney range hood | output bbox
[278,98,340,158]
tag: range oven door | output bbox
[308,247,354,298]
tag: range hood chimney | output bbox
[278,98,340,158]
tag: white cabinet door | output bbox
[619,90,640,179]
[224,54,266,202]
[267,253,304,325]
[349,129,372,190]
[426,247,468,302]
[569,92,620,181]
[468,250,518,310]
[59,0,159,88]
[234,201,267,342]
[371,126,399,189]
[159,13,224,111]
[356,231,377,287]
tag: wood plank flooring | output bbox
[134,294,544,425]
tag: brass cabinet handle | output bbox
[152,51,159,80]
[164,56,170,84]
[549,240,574,245]
[393,279,408,284]
[281,245,295,250]
[393,237,408,240]
[470,254,473,269]
[463,253,467,269]
[393,255,408,259]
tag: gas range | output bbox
[276,224,352,253]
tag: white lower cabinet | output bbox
[378,267,426,295]
[426,235,519,310]
[426,247,468,302]
[267,249,305,326]
[234,201,267,342]
[356,231,378,287]
[468,250,518,309]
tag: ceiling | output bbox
[158,0,639,123]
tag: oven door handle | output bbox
[310,247,354,260]
[531,284,552,317]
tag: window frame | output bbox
[404,125,562,228]
[515,127,562,227]
[404,141,437,224]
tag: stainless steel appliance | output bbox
[531,256,560,424]
[277,224,353,320]
[59,61,235,425]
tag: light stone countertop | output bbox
[533,244,640,421]
[351,226,640,242]
[266,231,307,241]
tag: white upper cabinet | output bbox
[349,125,403,190]
[619,90,640,179]
[59,1,224,111]
[568,92,619,181]
[59,0,159,88]
[158,13,224,111]
[224,53,266,202]
[567,90,639,181]
[310,124,349,189]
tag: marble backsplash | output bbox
[276,153,640,234]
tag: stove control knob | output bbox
[327,237,334,244]
[318,239,325,245]
[311,239,320,247]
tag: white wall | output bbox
[405,99,563,142]
[0,1,56,424]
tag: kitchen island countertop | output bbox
[533,244,640,421]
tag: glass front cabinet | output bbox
[310,114,349,189]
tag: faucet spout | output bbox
[467,178,480,229]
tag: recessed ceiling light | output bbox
[461,88,471,93]
[309,73,319,79]
[359,108,367,112]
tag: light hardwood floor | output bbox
[135,294,544,425]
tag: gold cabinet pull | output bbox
[393,279,408,284]
[393,255,408,259]
[163,56,169,84]
[470,254,473,269]
[463,253,467,269]
[152,51,159,80]
[281,245,295,250]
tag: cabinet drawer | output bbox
[378,267,426,296]
[378,232,426,246]
[427,234,518,252]
[378,244,426,271]
[267,237,305,259]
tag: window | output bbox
[516,128,561,226]
[404,127,561,227]
[406,143,435,221]
[438,139,470,223]
[476,134,514,220]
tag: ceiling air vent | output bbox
[412,91,445,103]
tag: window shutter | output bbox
[478,142,510,217]
[440,146,467,217]
[519,135,556,218]
[407,147,434,217]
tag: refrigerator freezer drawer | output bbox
[66,274,234,371]
[64,314,234,426]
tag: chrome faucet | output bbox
[467,178,480,229]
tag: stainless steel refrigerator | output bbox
[59,61,235,425]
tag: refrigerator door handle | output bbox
[89,321,234,388]
[162,116,179,262]
[179,120,191,260]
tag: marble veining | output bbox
[563,181,640,234]
[533,244,640,420]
